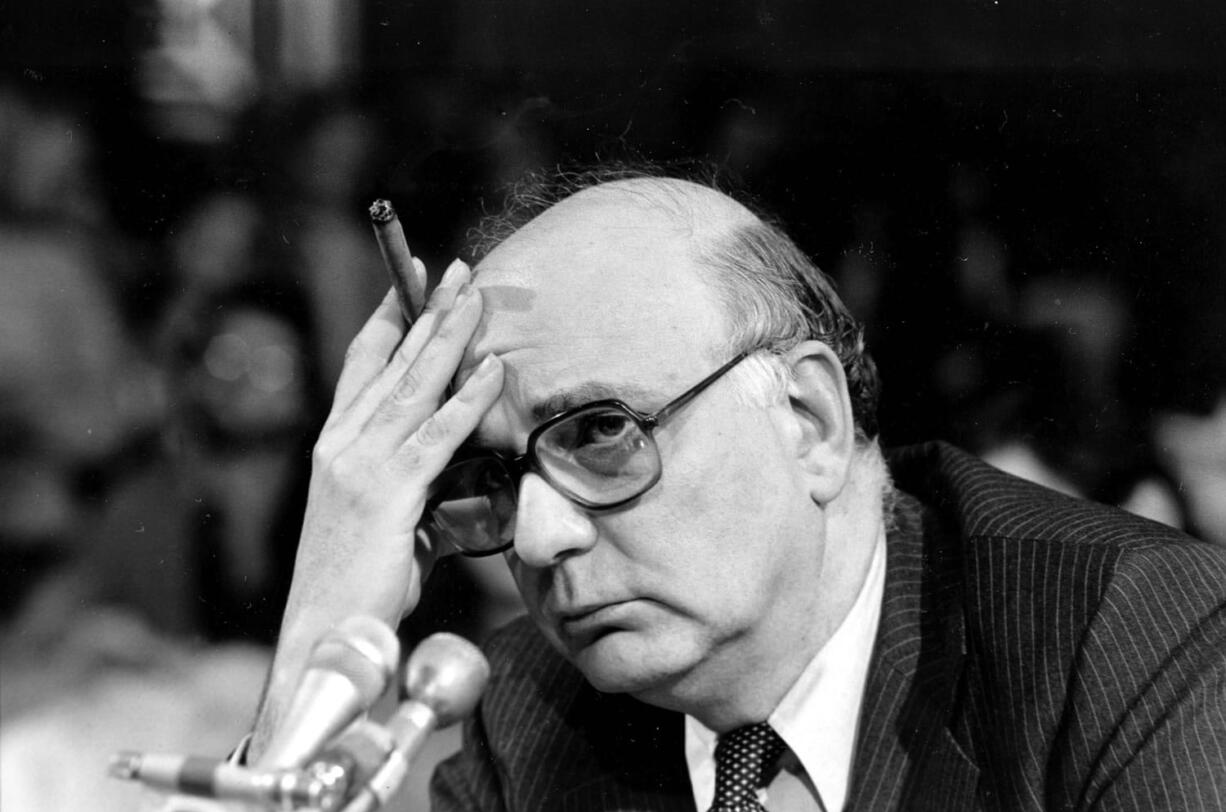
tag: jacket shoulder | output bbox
[887,440,1204,551]
[884,442,1226,807]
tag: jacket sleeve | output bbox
[1066,542,1226,810]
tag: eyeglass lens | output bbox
[429,459,517,554]
[429,404,661,555]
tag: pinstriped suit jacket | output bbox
[432,442,1226,811]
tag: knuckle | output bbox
[312,437,338,465]
[326,452,358,483]
[343,339,374,368]
[415,411,450,447]
[393,339,417,366]
[312,437,366,484]
[433,316,465,344]
[391,365,429,405]
[390,445,425,478]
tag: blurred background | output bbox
[1,1,1224,809]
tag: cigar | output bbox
[369,199,426,323]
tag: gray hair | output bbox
[465,164,881,440]
[700,216,880,440]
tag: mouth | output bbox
[555,601,633,648]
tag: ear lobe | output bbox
[784,340,855,504]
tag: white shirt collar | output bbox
[685,527,887,811]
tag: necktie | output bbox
[708,722,788,811]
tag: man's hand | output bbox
[249,259,503,760]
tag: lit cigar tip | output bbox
[369,198,397,224]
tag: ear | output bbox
[781,340,855,504]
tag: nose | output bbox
[511,472,598,568]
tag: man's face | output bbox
[458,185,829,710]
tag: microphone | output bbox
[257,615,400,769]
[108,751,347,810]
[339,633,490,812]
[109,720,395,810]
[106,632,484,811]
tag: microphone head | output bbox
[257,615,400,769]
[309,615,401,708]
[403,633,490,727]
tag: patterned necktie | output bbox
[708,722,788,811]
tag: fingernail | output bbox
[473,354,500,378]
[441,258,469,287]
[426,280,460,311]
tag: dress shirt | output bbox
[685,527,886,811]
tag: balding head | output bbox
[548,176,759,240]
[462,174,737,402]
[468,168,880,439]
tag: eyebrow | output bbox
[465,379,662,452]
[530,381,660,423]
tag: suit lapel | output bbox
[846,491,979,811]
[561,775,694,812]
[558,691,696,812]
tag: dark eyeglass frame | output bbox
[427,351,751,556]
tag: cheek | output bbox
[660,414,801,534]
[621,426,803,602]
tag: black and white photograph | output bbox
[2,2,1225,810]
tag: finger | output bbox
[337,260,473,431]
[365,282,485,437]
[391,259,472,369]
[409,257,428,315]
[331,288,407,413]
[391,353,504,478]
[330,259,472,433]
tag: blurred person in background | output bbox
[1145,250,1226,549]
[0,225,270,812]
[947,325,1185,527]
[0,86,273,811]
[943,274,1185,528]
[1151,309,1226,550]
[0,83,108,228]
[160,280,320,642]
[0,230,156,673]
[1155,391,1226,548]
[157,191,267,333]
[262,93,390,388]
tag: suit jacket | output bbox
[432,442,1226,811]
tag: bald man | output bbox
[251,171,1226,810]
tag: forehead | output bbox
[463,186,734,398]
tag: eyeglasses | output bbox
[425,352,750,556]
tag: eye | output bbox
[568,410,650,477]
[573,411,635,447]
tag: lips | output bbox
[555,601,631,646]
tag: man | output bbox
[251,170,1226,810]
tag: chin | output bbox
[567,628,699,697]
